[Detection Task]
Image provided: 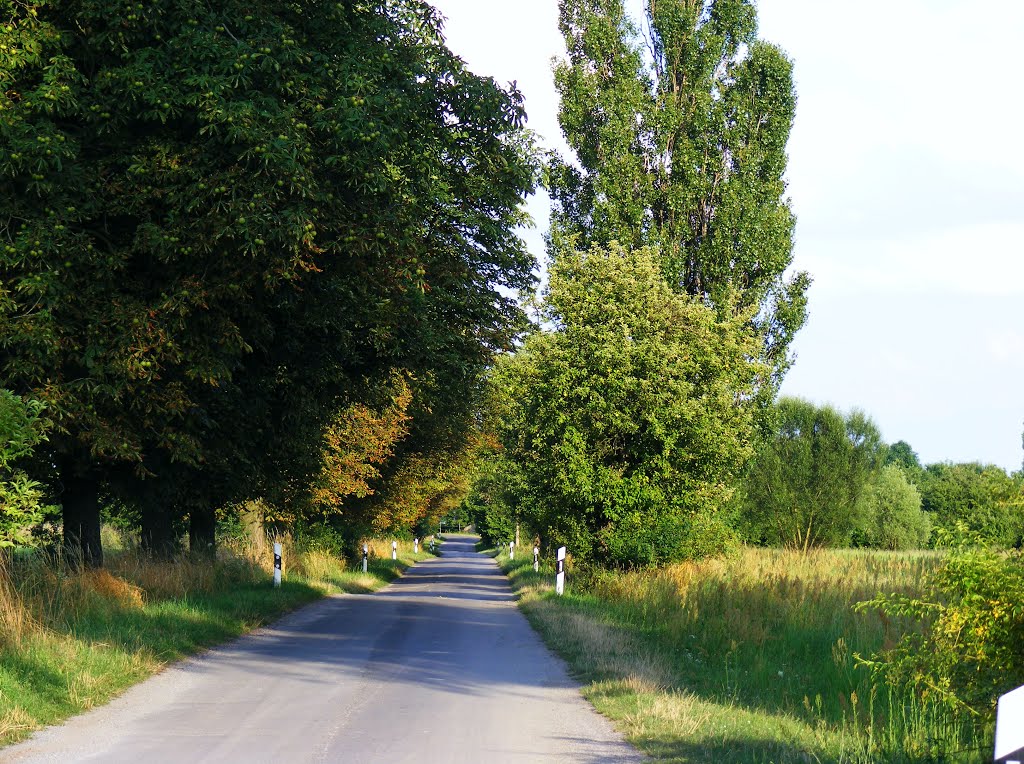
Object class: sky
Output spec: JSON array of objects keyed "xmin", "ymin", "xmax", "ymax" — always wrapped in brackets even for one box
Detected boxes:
[{"xmin": 428, "ymin": 0, "xmax": 1024, "ymax": 473}]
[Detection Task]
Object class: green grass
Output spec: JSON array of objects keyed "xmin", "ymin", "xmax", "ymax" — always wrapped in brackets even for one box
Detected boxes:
[
  {"xmin": 491, "ymin": 545, "xmax": 987, "ymax": 763},
  {"xmin": 0, "ymin": 535, "xmax": 436, "ymax": 746}
]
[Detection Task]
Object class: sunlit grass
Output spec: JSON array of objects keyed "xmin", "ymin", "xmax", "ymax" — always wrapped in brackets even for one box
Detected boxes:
[
  {"xmin": 0, "ymin": 529, "xmax": 435, "ymax": 748},
  {"xmin": 495, "ymin": 545, "xmax": 985, "ymax": 763}
]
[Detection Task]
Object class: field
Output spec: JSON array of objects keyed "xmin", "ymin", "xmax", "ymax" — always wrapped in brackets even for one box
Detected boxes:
[
  {"xmin": 0, "ymin": 531, "xmax": 432, "ymax": 747},
  {"xmin": 496, "ymin": 546, "xmax": 990, "ymax": 763}
]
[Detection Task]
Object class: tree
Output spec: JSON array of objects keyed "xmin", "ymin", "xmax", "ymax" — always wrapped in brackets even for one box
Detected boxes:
[
  {"xmin": 742, "ymin": 397, "xmax": 884, "ymax": 550},
  {"xmin": 918, "ymin": 463, "xmax": 1023, "ymax": 547},
  {"xmin": 497, "ymin": 243, "xmax": 765, "ymax": 567},
  {"xmin": 0, "ymin": 0, "xmax": 538, "ymax": 562},
  {"xmin": 309, "ymin": 373, "xmax": 413, "ymax": 515},
  {"xmin": 885, "ymin": 440, "xmax": 923, "ymax": 474},
  {"xmin": 855, "ymin": 464, "xmax": 930, "ymax": 550},
  {"xmin": 550, "ymin": 0, "xmax": 809, "ymax": 384}
]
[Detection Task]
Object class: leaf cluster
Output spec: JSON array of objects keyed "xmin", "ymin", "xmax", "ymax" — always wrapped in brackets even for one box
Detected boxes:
[
  {"xmin": 0, "ymin": 0, "xmax": 539, "ymax": 554},
  {"xmin": 0, "ymin": 388, "xmax": 51, "ymax": 547},
  {"xmin": 741, "ymin": 397, "xmax": 884, "ymax": 550},
  {"xmin": 857, "ymin": 528, "xmax": 1024, "ymax": 734},
  {"xmin": 496, "ymin": 242, "xmax": 765, "ymax": 567}
]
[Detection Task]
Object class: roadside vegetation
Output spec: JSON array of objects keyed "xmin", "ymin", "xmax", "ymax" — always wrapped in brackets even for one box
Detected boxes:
[
  {"xmin": 2, "ymin": 0, "xmax": 1021, "ymax": 759},
  {"xmin": 492, "ymin": 543, "xmax": 1012, "ymax": 763},
  {"xmin": 0, "ymin": 530, "xmax": 434, "ymax": 747}
]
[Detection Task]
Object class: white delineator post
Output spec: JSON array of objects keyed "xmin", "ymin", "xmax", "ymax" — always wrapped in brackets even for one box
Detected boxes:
[
  {"xmin": 392, "ymin": 540, "xmax": 398, "ymax": 560},
  {"xmin": 533, "ymin": 545, "xmax": 539, "ymax": 572},
  {"xmin": 509, "ymin": 540, "xmax": 514, "ymax": 560},
  {"xmin": 273, "ymin": 542, "xmax": 282, "ymax": 588},
  {"xmin": 995, "ymin": 684, "xmax": 1024, "ymax": 763},
  {"xmin": 362, "ymin": 543, "xmax": 368, "ymax": 573},
  {"xmin": 414, "ymin": 537, "xmax": 419, "ymax": 554},
  {"xmin": 555, "ymin": 546, "xmax": 566, "ymax": 596}
]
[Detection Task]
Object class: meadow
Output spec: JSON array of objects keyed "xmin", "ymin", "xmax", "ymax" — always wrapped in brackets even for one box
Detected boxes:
[
  {"xmin": 496, "ymin": 546, "xmax": 990, "ymax": 763},
  {"xmin": 0, "ymin": 531, "xmax": 431, "ymax": 747}
]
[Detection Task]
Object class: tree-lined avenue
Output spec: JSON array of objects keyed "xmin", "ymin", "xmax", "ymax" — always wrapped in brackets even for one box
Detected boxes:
[{"xmin": 3, "ymin": 537, "xmax": 640, "ymax": 763}]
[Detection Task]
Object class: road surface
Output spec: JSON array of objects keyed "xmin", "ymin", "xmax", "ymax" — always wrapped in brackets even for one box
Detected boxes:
[{"xmin": 3, "ymin": 535, "xmax": 641, "ymax": 763}]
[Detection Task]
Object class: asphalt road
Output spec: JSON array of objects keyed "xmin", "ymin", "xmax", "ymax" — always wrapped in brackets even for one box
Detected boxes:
[{"xmin": 3, "ymin": 535, "xmax": 641, "ymax": 763}]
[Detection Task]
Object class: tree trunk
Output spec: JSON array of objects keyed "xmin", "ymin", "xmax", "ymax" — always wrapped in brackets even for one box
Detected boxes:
[
  {"xmin": 141, "ymin": 499, "xmax": 176, "ymax": 560},
  {"xmin": 61, "ymin": 470, "xmax": 103, "ymax": 569},
  {"xmin": 189, "ymin": 503, "xmax": 217, "ymax": 559}
]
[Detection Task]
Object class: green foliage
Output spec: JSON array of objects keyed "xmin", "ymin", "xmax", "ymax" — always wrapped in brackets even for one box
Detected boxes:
[
  {"xmin": 0, "ymin": 390, "xmax": 51, "ymax": 547},
  {"xmin": 497, "ymin": 243, "xmax": 764, "ymax": 567},
  {"xmin": 462, "ymin": 450, "xmax": 520, "ymax": 547},
  {"xmin": 742, "ymin": 397, "xmax": 884, "ymax": 550},
  {"xmin": 0, "ymin": 0, "xmax": 538, "ymax": 558},
  {"xmin": 919, "ymin": 463, "xmax": 1023, "ymax": 548},
  {"xmin": 858, "ymin": 529, "xmax": 1024, "ymax": 739},
  {"xmin": 855, "ymin": 464, "xmax": 931, "ymax": 550},
  {"xmin": 885, "ymin": 440, "xmax": 923, "ymax": 474},
  {"xmin": 550, "ymin": 0, "xmax": 809, "ymax": 383}
]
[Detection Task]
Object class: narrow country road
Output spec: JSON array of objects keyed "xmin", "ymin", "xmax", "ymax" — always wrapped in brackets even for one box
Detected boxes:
[{"xmin": 3, "ymin": 535, "xmax": 642, "ymax": 763}]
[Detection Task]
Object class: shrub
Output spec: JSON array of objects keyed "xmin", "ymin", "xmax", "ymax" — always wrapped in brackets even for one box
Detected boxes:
[{"xmin": 857, "ymin": 528, "xmax": 1024, "ymax": 735}]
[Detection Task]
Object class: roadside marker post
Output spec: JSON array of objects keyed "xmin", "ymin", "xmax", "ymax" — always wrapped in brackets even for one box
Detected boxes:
[
  {"xmin": 555, "ymin": 546, "xmax": 566, "ymax": 596},
  {"xmin": 414, "ymin": 537, "xmax": 419, "ymax": 554},
  {"xmin": 273, "ymin": 542, "xmax": 282, "ymax": 588},
  {"xmin": 509, "ymin": 541, "xmax": 514, "ymax": 560},
  {"xmin": 392, "ymin": 540, "xmax": 397, "ymax": 561},
  {"xmin": 362, "ymin": 544, "xmax": 368, "ymax": 573},
  {"xmin": 533, "ymin": 546, "xmax": 539, "ymax": 572},
  {"xmin": 995, "ymin": 684, "xmax": 1024, "ymax": 763}
]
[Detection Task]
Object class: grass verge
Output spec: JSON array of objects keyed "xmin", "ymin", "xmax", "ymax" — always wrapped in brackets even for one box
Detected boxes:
[
  {"xmin": 0, "ymin": 533, "xmax": 436, "ymax": 747},
  {"xmin": 491, "ymin": 546, "xmax": 987, "ymax": 763}
]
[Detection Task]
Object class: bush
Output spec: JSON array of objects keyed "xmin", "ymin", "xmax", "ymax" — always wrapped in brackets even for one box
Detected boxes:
[{"xmin": 858, "ymin": 528, "xmax": 1024, "ymax": 736}]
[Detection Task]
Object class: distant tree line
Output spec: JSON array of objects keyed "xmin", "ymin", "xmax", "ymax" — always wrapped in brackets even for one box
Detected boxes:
[
  {"xmin": 737, "ymin": 403, "xmax": 1022, "ymax": 551},
  {"xmin": 0, "ymin": 0, "xmax": 538, "ymax": 563}
]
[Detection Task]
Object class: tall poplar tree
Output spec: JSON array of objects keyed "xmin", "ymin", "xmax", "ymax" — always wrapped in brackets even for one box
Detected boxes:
[{"xmin": 551, "ymin": 0, "xmax": 809, "ymax": 381}]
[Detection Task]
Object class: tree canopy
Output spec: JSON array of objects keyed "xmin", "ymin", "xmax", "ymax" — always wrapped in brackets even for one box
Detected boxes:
[
  {"xmin": 919, "ymin": 463, "xmax": 1023, "ymax": 548},
  {"xmin": 0, "ymin": 0, "xmax": 538, "ymax": 562},
  {"xmin": 495, "ymin": 243, "xmax": 765, "ymax": 567},
  {"xmin": 550, "ymin": 0, "xmax": 809, "ymax": 384},
  {"xmin": 741, "ymin": 397, "xmax": 884, "ymax": 550}
]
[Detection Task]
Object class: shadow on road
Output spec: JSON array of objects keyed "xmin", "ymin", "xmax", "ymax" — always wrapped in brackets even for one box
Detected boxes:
[{"xmin": 170, "ymin": 535, "xmax": 567, "ymax": 704}]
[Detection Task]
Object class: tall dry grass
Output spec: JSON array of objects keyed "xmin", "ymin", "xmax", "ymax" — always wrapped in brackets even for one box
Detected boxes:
[
  {"xmin": 1, "ymin": 528, "xmax": 310, "ymax": 645},
  {"xmin": 0, "ymin": 553, "xmax": 34, "ymax": 646},
  {"xmin": 507, "ymin": 545, "xmax": 982, "ymax": 761}
]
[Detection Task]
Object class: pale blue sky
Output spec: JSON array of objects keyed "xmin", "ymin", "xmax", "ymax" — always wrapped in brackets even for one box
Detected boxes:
[{"xmin": 430, "ymin": 0, "xmax": 1024, "ymax": 473}]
